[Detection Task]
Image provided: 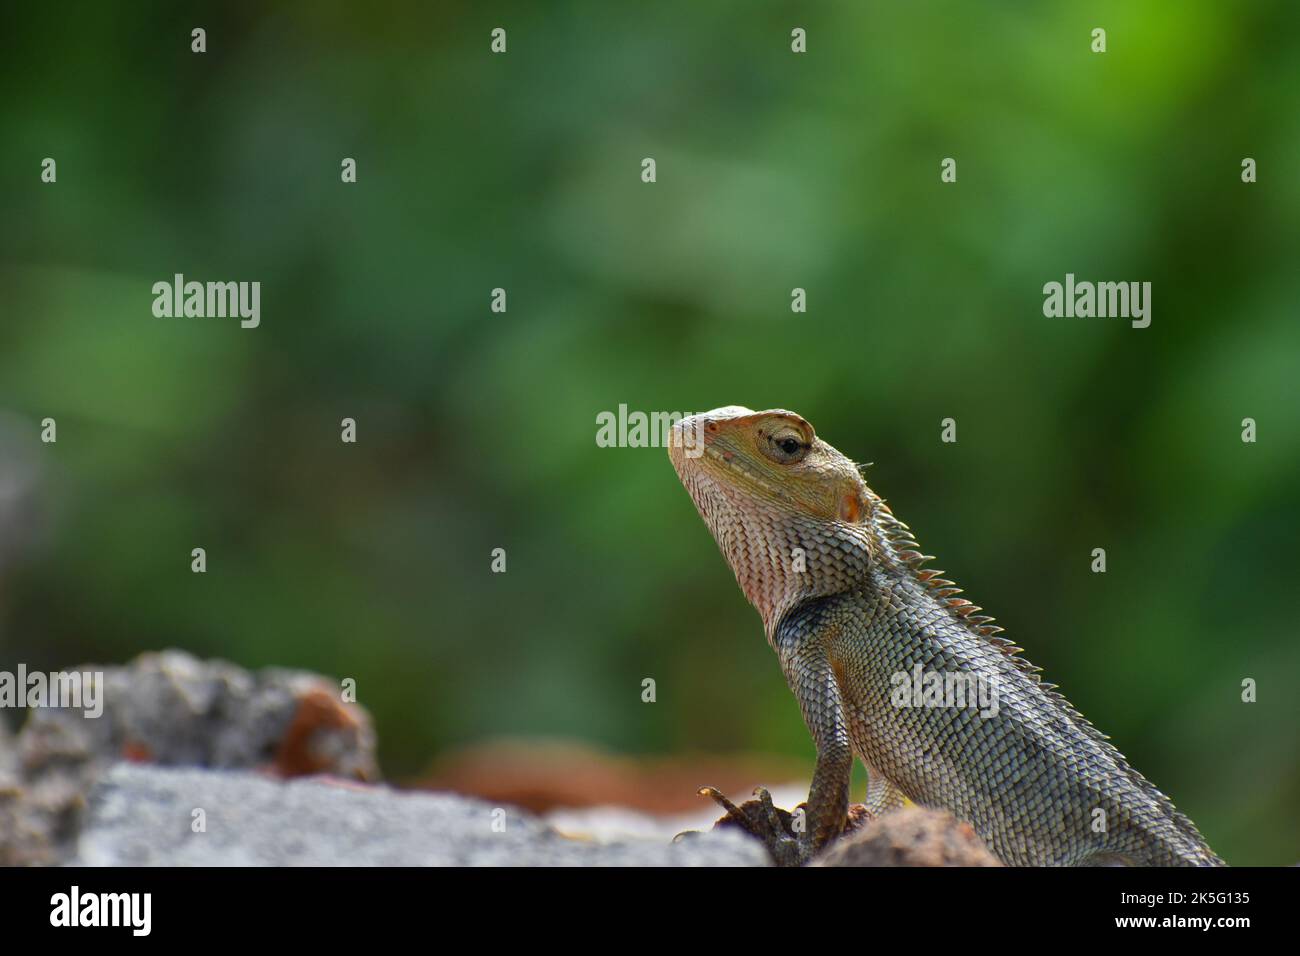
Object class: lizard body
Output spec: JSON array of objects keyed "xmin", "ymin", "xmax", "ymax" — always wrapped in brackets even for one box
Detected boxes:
[{"xmin": 668, "ymin": 405, "xmax": 1222, "ymax": 866}]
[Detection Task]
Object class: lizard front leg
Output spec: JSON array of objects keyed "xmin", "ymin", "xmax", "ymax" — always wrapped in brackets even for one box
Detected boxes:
[
  {"xmin": 786, "ymin": 638, "xmax": 854, "ymax": 855},
  {"xmin": 704, "ymin": 634, "xmax": 853, "ymax": 865}
]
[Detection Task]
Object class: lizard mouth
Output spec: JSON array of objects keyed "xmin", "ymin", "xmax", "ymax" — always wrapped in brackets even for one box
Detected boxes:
[
  {"xmin": 666, "ymin": 415, "xmax": 712, "ymax": 473},
  {"xmin": 670, "ymin": 424, "xmax": 790, "ymax": 512},
  {"xmin": 699, "ymin": 444, "xmax": 788, "ymax": 500}
]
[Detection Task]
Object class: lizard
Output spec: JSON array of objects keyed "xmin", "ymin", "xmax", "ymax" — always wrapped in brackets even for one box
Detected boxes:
[{"xmin": 667, "ymin": 405, "xmax": 1224, "ymax": 866}]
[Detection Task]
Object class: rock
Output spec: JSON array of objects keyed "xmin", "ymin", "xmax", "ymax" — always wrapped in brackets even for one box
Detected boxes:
[
  {"xmin": 69, "ymin": 764, "xmax": 770, "ymax": 867},
  {"xmin": 1, "ymin": 708, "xmax": 93, "ymax": 866},
  {"xmin": 17, "ymin": 649, "xmax": 377, "ymax": 780},
  {"xmin": 815, "ymin": 806, "xmax": 1002, "ymax": 867},
  {"xmin": 1, "ymin": 650, "xmax": 377, "ymax": 865}
]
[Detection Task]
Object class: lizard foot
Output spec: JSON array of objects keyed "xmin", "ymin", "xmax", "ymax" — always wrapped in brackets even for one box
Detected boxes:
[{"xmin": 699, "ymin": 785, "xmax": 812, "ymax": 866}]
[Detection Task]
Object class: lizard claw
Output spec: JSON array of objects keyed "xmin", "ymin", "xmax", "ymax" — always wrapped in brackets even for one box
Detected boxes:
[
  {"xmin": 698, "ymin": 785, "xmax": 745, "ymax": 819},
  {"xmin": 752, "ymin": 786, "xmax": 790, "ymax": 836},
  {"xmin": 670, "ymin": 787, "xmax": 746, "ymax": 846},
  {"xmin": 701, "ymin": 784, "xmax": 811, "ymax": 866}
]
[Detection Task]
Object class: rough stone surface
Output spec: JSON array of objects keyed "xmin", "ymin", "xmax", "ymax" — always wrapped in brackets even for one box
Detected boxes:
[
  {"xmin": 815, "ymin": 805, "xmax": 1002, "ymax": 867},
  {"xmin": 1, "ymin": 650, "xmax": 377, "ymax": 865},
  {"xmin": 17, "ymin": 649, "xmax": 377, "ymax": 779},
  {"xmin": 70, "ymin": 764, "xmax": 770, "ymax": 867},
  {"xmin": 1, "ymin": 708, "xmax": 93, "ymax": 866}
]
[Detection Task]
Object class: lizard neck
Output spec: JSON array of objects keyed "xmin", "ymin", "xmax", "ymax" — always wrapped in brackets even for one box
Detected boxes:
[{"xmin": 714, "ymin": 500, "xmax": 876, "ymax": 642}]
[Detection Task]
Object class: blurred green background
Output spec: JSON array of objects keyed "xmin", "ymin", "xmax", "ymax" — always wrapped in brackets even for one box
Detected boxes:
[{"xmin": 1, "ymin": 2, "xmax": 1296, "ymax": 864}]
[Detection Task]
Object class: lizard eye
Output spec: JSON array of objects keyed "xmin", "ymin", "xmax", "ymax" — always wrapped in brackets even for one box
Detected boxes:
[{"xmin": 760, "ymin": 427, "xmax": 809, "ymax": 464}]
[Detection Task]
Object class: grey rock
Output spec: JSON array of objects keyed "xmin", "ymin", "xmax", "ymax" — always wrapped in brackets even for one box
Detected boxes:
[
  {"xmin": 19, "ymin": 649, "xmax": 377, "ymax": 780},
  {"xmin": 814, "ymin": 806, "xmax": 1001, "ymax": 867},
  {"xmin": 70, "ymin": 764, "xmax": 770, "ymax": 867},
  {"xmin": 2, "ymin": 650, "xmax": 377, "ymax": 865}
]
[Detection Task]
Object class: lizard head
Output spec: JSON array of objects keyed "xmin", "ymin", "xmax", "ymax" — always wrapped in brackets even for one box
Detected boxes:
[{"xmin": 668, "ymin": 406, "xmax": 874, "ymax": 635}]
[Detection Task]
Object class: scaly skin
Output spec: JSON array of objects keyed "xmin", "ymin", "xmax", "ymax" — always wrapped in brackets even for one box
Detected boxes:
[{"xmin": 668, "ymin": 406, "xmax": 1223, "ymax": 866}]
